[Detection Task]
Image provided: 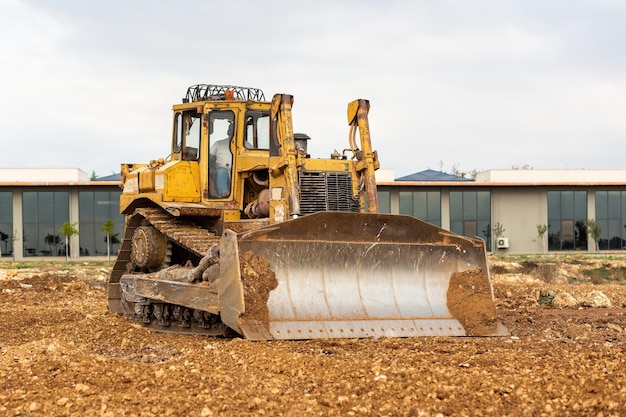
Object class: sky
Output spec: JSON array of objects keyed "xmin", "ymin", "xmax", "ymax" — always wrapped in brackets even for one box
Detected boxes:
[{"xmin": 1, "ymin": 0, "xmax": 625, "ymax": 179}]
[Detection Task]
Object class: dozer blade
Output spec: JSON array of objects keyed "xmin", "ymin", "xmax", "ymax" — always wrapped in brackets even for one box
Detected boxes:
[{"xmin": 222, "ymin": 211, "xmax": 509, "ymax": 340}]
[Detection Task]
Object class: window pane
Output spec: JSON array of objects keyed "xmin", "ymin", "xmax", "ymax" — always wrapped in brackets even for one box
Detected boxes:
[
  {"xmin": 209, "ymin": 110, "xmax": 235, "ymax": 198},
  {"xmin": 257, "ymin": 115, "xmax": 270, "ymax": 149},
  {"xmin": 560, "ymin": 191, "xmax": 574, "ymax": 218},
  {"xmin": 110, "ymin": 191, "xmax": 124, "ymax": 222},
  {"xmin": 82, "ymin": 223, "xmax": 95, "ymax": 256},
  {"xmin": 560, "ymin": 220, "xmax": 574, "ymax": 250},
  {"xmin": 0, "ymin": 192, "xmax": 12, "ymax": 222},
  {"xmin": 598, "ymin": 219, "xmax": 609, "ymax": 250},
  {"xmin": 608, "ymin": 191, "xmax": 620, "ymax": 218},
  {"xmin": 21, "ymin": 191, "xmax": 70, "ymax": 257},
  {"xmin": 0, "ymin": 192, "xmax": 12, "ymax": 256},
  {"xmin": 463, "ymin": 192, "xmax": 477, "ymax": 219},
  {"xmin": 547, "ymin": 191, "xmax": 559, "ymax": 219},
  {"xmin": 23, "ymin": 223, "xmax": 37, "ymax": 257},
  {"xmin": 595, "ymin": 191, "xmax": 607, "ymax": 220},
  {"xmin": 478, "ymin": 221, "xmax": 492, "ymax": 248},
  {"xmin": 184, "ymin": 112, "xmax": 201, "ymax": 161},
  {"xmin": 476, "ymin": 192, "xmax": 490, "ymax": 221},
  {"xmin": 39, "ymin": 192, "xmax": 54, "ymax": 223},
  {"xmin": 574, "ymin": 191, "xmax": 587, "ymax": 220},
  {"xmin": 377, "ymin": 191, "xmax": 390, "ymax": 214},
  {"xmin": 412, "ymin": 192, "xmax": 428, "ymax": 219},
  {"xmin": 23, "ymin": 192, "xmax": 37, "ymax": 223},
  {"xmin": 548, "ymin": 190, "xmax": 589, "ymax": 251},
  {"xmin": 464, "ymin": 220, "xmax": 477, "ymax": 237},
  {"xmin": 54, "ymin": 192, "xmax": 69, "ymax": 223},
  {"xmin": 450, "ymin": 220, "xmax": 463, "ymax": 236},
  {"xmin": 40, "ymin": 223, "xmax": 56, "ymax": 256},
  {"xmin": 79, "ymin": 192, "xmax": 95, "ymax": 222},
  {"xmin": 449, "ymin": 192, "xmax": 462, "ymax": 221},
  {"xmin": 608, "ymin": 219, "xmax": 622, "ymax": 249},
  {"xmin": 95, "ymin": 191, "xmax": 111, "ymax": 222},
  {"xmin": 427, "ymin": 192, "xmax": 441, "ymax": 222},
  {"xmin": 399, "ymin": 192, "xmax": 412, "ymax": 215},
  {"xmin": 79, "ymin": 190, "xmax": 124, "ymax": 257}
]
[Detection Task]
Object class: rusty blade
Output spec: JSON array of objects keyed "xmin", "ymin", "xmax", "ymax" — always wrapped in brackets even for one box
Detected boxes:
[{"xmin": 232, "ymin": 212, "xmax": 508, "ymax": 340}]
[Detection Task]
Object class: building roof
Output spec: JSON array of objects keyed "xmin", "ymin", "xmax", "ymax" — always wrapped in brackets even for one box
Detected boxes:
[
  {"xmin": 395, "ymin": 169, "xmax": 472, "ymax": 182},
  {"xmin": 475, "ymin": 169, "xmax": 626, "ymax": 184},
  {"xmin": 378, "ymin": 169, "xmax": 626, "ymax": 187},
  {"xmin": 95, "ymin": 173, "xmax": 121, "ymax": 181},
  {"xmin": 0, "ymin": 168, "xmax": 89, "ymax": 182},
  {"xmin": 0, "ymin": 168, "xmax": 119, "ymax": 187}
]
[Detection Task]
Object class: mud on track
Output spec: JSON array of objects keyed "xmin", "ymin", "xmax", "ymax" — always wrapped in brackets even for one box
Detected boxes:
[{"xmin": 0, "ymin": 259, "xmax": 625, "ymax": 416}]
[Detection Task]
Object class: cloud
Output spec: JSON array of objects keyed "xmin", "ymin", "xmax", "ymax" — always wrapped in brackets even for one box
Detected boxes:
[{"xmin": 1, "ymin": 0, "xmax": 625, "ymax": 177}]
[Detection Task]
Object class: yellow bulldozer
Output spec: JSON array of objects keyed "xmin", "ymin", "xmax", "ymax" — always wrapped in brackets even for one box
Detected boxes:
[{"xmin": 107, "ymin": 84, "xmax": 508, "ymax": 340}]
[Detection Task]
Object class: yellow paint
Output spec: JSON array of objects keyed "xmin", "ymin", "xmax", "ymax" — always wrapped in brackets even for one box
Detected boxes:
[
  {"xmin": 223, "ymin": 210, "xmax": 240, "ymax": 221},
  {"xmin": 163, "ymin": 161, "xmax": 201, "ymax": 202},
  {"xmin": 139, "ymin": 169, "xmax": 156, "ymax": 193},
  {"xmin": 302, "ymin": 158, "xmax": 351, "ymax": 173}
]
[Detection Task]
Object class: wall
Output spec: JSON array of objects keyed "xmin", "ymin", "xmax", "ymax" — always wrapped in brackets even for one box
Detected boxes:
[
  {"xmin": 491, "ymin": 187, "xmax": 548, "ymax": 254},
  {"xmin": 476, "ymin": 169, "xmax": 626, "ymax": 184},
  {"xmin": 0, "ymin": 168, "xmax": 89, "ymax": 182}
]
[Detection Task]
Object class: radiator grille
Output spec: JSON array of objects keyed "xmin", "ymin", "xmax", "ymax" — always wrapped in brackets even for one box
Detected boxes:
[{"xmin": 299, "ymin": 171, "xmax": 360, "ymax": 215}]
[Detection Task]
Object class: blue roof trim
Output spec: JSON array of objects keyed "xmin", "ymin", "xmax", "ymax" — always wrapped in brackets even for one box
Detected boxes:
[
  {"xmin": 396, "ymin": 169, "xmax": 472, "ymax": 182},
  {"xmin": 94, "ymin": 173, "xmax": 121, "ymax": 181}
]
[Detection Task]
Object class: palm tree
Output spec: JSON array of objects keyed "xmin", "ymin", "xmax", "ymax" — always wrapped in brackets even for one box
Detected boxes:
[
  {"xmin": 587, "ymin": 219, "xmax": 601, "ymax": 251},
  {"xmin": 59, "ymin": 222, "xmax": 79, "ymax": 262},
  {"xmin": 101, "ymin": 219, "xmax": 117, "ymax": 263}
]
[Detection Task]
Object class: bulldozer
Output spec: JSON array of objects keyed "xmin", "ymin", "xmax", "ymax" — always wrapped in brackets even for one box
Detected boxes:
[{"xmin": 107, "ymin": 84, "xmax": 508, "ymax": 340}]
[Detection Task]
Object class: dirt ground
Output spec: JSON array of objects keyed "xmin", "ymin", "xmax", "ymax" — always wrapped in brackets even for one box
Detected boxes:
[{"xmin": 1, "ymin": 256, "xmax": 625, "ymax": 417}]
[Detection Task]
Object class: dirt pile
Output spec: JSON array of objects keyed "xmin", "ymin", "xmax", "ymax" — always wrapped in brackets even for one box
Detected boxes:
[
  {"xmin": 1, "ymin": 258, "xmax": 625, "ymax": 416},
  {"xmin": 239, "ymin": 250, "xmax": 278, "ymax": 327},
  {"xmin": 447, "ymin": 268, "xmax": 498, "ymax": 336}
]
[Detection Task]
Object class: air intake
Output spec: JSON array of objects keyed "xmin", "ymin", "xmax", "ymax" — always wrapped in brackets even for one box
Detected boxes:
[{"xmin": 299, "ymin": 171, "xmax": 360, "ymax": 215}]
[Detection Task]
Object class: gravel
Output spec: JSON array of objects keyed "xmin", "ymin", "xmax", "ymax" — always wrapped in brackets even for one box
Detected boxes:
[{"xmin": 0, "ymin": 258, "xmax": 625, "ymax": 416}]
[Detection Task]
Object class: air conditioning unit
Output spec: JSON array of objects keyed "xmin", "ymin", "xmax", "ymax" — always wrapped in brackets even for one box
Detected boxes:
[{"xmin": 496, "ymin": 237, "xmax": 509, "ymax": 249}]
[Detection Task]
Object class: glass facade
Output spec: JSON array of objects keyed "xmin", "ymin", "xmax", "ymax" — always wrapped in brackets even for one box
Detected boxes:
[
  {"xmin": 595, "ymin": 191, "xmax": 626, "ymax": 250},
  {"xmin": 0, "ymin": 192, "xmax": 12, "ymax": 257},
  {"xmin": 377, "ymin": 191, "xmax": 391, "ymax": 214},
  {"xmin": 547, "ymin": 191, "xmax": 588, "ymax": 251},
  {"xmin": 450, "ymin": 191, "xmax": 491, "ymax": 250},
  {"xmin": 399, "ymin": 191, "xmax": 441, "ymax": 226},
  {"xmin": 22, "ymin": 191, "xmax": 69, "ymax": 257},
  {"xmin": 79, "ymin": 191, "xmax": 124, "ymax": 256}
]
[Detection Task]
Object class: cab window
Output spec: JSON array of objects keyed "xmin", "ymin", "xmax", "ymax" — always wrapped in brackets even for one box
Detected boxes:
[
  {"xmin": 172, "ymin": 110, "xmax": 201, "ymax": 161},
  {"xmin": 208, "ymin": 110, "xmax": 235, "ymax": 198},
  {"xmin": 244, "ymin": 111, "xmax": 270, "ymax": 150}
]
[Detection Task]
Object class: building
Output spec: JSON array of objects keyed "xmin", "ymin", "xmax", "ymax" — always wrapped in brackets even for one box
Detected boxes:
[
  {"xmin": 376, "ymin": 168, "xmax": 626, "ymax": 253},
  {"xmin": 2, "ymin": 167, "xmax": 625, "ymax": 259},
  {"xmin": 0, "ymin": 169, "xmax": 123, "ymax": 260}
]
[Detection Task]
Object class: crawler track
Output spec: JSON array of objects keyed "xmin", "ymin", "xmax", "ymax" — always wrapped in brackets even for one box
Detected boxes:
[
  {"xmin": 109, "ymin": 207, "xmax": 228, "ymax": 336},
  {"xmin": 110, "ymin": 208, "xmax": 219, "ymax": 283}
]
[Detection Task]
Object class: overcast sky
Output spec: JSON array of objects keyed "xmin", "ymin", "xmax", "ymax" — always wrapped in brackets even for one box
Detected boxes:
[{"xmin": 1, "ymin": 0, "xmax": 625, "ymax": 179}]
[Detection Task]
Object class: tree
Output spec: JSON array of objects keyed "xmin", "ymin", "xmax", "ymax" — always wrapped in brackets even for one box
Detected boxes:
[
  {"xmin": 492, "ymin": 222, "xmax": 505, "ymax": 239},
  {"xmin": 59, "ymin": 222, "xmax": 79, "ymax": 262},
  {"xmin": 0, "ymin": 230, "xmax": 8, "ymax": 256},
  {"xmin": 90, "ymin": 170, "xmax": 97, "ymax": 181},
  {"xmin": 101, "ymin": 219, "xmax": 117, "ymax": 263},
  {"xmin": 492, "ymin": 222, "xmax": 506, "ymax": 253},
  {"xmin": 587, "ymin": 219, "xmax": 601, "ymax": 251},
  {"xmin": 450, "ymin": 164, "xmax": 478, "ymax": 179},
  {"xmin": 44, "ymin": 233, "xmax": 61, "ymax": 255},
  {"xmin": 437, "ymin": 161, "xmax": 479, "ymax": 179},
  {"xmin": 511, "ymin": 164, "xmax": 533, "ymax": 170},
  {"xmin": 533, "ymin": 224, "xmax": 549, "ymax": 253}
]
